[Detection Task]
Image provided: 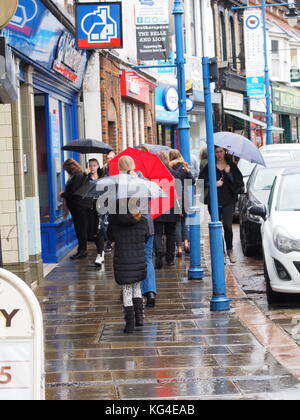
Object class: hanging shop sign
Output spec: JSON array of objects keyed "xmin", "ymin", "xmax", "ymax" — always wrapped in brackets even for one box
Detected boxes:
[
  {"xmin": 53, "ymin": 33, "xmax": 84, "ymax": 83},
  {"xmin": 135, "ymin": 0, "xmax": 170, "ymax": 61},
  {"xmin": 163, "ymin": 86, "xmax": 179, "ymax": 112},
  {"xmin": 0, "ymin": 37, "xmax": 17, "ymax": 104},
  {"xmin": 76, "ymin": 2, "xmax": 123, "ymax": 49},
  {"xmin": 244, "ymin": 10, "xmax": 265, "ymax": 98},
  {"xmin": 0, "ymin": 0, "xmax": 18, "ymax": 30},
  {"xmin": 291, "ymin": 68, "xmax": 300, "ymax": 83},
  {"xmin": 6, "ymin": 0, "xmax": 44, "ymax": 37},
  {"xmin": 120, "ymin": 70, "xmax": 153, "ymax": 104},
  {"xmin": 0, "ymin": 269, "xmax": 45, "ymax": 400}
]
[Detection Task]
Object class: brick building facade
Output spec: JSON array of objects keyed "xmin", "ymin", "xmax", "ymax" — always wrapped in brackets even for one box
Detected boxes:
[{"xmin": 100, "ymin": 52, "xmax": 157, "ymax": 153}]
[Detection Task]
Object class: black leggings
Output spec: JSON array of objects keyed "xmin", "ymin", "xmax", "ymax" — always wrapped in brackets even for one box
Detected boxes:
[{"xmin": 209, "ymin": 203, "xmax": 235, "ymax": 251}]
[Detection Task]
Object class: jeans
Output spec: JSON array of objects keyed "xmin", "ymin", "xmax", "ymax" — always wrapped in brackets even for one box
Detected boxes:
[{"xmin": 141, "ymin": 235, "xmax": 157, "ymax": 295}]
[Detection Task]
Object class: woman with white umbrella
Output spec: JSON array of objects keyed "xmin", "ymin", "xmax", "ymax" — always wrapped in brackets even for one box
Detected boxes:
[{"xmin": 199, "ymin": 146, "xmax": 244, "ymax": 263}]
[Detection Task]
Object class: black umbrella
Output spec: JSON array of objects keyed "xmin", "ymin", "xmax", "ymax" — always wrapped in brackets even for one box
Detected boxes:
[{"xmin": 62, "ymin": 139, "xmax": 113, "ymax": 154}]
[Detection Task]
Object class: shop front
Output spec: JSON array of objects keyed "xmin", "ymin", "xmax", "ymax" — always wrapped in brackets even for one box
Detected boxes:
[
  {"xmin": 120, "ymin": 69, "xmax": 157, "ymax": 149},
  {"xmin": 3, "ymin": 0, "xmax": 88, "ymax": 264},
  {"xmin": 272, "ymin": 83, "xmax": 300, "ymax": 143}
]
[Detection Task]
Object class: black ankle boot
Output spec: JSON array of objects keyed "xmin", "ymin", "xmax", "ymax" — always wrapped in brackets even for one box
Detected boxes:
[
  {"xmin": 133, "ymin": 298, "xmax": 144, "ymax": 327},
  {"xmin": 123, "ymin": 306, "xmax": 135, "ymax": 333},
  {"xmin": 146, "ymin": 292, "xmax": 156, "ymax": 308}
]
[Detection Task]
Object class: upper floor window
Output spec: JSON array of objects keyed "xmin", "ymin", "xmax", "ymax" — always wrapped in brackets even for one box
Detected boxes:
[
  {"xmin": 220, "ymin": 11, "xmax": 227, "ymax": 61},
  {"xmin": 189, "ymin": 0, "xmax": 197, "ymax": 56},
  {"xmin": 230, "ymin": 16, "xmax": 237, "ymax": 69},
  {"xmin": 52, "ymin": 0, "xmax": 75, "ymax": 18}
]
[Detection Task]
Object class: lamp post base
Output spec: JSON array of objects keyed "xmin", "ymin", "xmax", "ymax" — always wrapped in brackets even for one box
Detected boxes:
[
  {"xmin": 188, "ymin": 267, "xmax": 204, "ymax": 280},
  {"xmin": 210, "ymin": 295, "xmax": 231, "ymax": 311}
]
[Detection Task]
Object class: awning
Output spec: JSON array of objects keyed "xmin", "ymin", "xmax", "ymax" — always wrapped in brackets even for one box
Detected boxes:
[{"xmin": 225, "ymin": 110, "xmax": 284, "ymax": 133}]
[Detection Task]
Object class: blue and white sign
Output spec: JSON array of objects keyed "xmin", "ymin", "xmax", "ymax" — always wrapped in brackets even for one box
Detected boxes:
[
  {"xmin": 76, "ymin": 2, "xmax": 123, "ymax": 50},
  {"xmin": 244, "ymin": 10, "xmax": 265, "ymax": 98},
  {"xmin": 7, "ymin": 0, "xmax": 43, "ymax": 36}
]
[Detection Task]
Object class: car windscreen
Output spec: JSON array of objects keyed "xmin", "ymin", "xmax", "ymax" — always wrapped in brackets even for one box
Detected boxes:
[
  {"xmin": 253, "ymin": 168, "xmax": 279, "ymax": 191},
  {"xmin": 277, "ymin": 173, "xmax": 300, "ymax": 211}
]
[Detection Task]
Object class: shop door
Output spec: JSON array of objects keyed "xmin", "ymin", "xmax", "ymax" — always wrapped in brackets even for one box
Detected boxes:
[{"xmin": 34, "ymin": 94, "xmax": 50, "ymax": 224}]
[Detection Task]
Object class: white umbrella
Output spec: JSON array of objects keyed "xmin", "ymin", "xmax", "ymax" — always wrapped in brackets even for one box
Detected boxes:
[{"xmin": 211, "ymin": 132, "xmax": 266, "ymax": 167}]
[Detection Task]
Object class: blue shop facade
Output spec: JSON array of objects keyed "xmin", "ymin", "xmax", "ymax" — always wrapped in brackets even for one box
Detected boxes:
[{"xmin": 2, "ymin": 0, "xmax": 89, "ymax": 263}]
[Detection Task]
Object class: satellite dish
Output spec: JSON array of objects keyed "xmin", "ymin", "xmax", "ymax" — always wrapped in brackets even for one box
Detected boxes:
[{"xmin": 0, "ymin": 0, "xmax": 18, "ymax": 30}]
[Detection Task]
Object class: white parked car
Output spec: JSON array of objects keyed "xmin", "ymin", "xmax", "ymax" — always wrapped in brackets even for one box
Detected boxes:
[{"xmin": 249, "ymin": 167, "xmax": 300, "ymax": 304}]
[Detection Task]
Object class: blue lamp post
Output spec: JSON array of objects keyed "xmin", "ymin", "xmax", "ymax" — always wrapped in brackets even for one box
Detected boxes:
[
  {"xmin": 133, "ymin": 0, "xmax": 204, "ymax": 280},
  {"xmin": 202, "ymin": 57, "xmax": 230, "ymax": 312},
  {"xmin": 233, "ymin": 0, "xmax": 299, "ymax": 145},
  {"xmin": 173, "ymin": 0, "xmax": 204, "ymax": 280}
]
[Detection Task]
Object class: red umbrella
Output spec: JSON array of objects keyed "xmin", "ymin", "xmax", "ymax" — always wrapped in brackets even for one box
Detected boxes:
[{"xmin": 109, "ymin": 147, "xmax": 175, "ymax": 219}]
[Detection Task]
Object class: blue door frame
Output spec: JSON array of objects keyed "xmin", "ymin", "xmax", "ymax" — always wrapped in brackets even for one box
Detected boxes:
[{"xmin": 35, "ymin": 82, "xmax": 80, "ymax": 263}]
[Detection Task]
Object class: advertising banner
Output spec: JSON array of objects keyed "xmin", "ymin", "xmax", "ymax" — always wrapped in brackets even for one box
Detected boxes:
[
  {"xmin": 244, "ymin": 9, "xmax": 265, "ymax": 98},
  {"xmin": 135, "ymin": 0, "xmax": 170, "ymax": 61}
]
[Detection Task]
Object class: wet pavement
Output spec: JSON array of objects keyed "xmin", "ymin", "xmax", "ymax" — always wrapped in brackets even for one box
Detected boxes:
[{"xmin": 35, "ymin": 231, "xmax": 300, "ymax": 401}]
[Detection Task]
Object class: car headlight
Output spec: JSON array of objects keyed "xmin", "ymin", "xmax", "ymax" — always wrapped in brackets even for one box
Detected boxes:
[{"xmin": 274, "ymin": 229, "xmax": 300, "ymax": 254}]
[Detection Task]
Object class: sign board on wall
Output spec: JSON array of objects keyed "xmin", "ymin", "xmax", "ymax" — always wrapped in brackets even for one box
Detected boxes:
[
  {"xmin": 76, "ymin": 2, "xmax": 123, "ymax": 49},
  {"xmin": 244, "ymin": 10, "xmax": 265, "ymax": 98},
  {"xmin": 135, "ymin": 0, "xmax": 170, "ymax": 61},
  {"xmin": 0, "ymin": 269, "xmax": 44, "ymax": 400}
]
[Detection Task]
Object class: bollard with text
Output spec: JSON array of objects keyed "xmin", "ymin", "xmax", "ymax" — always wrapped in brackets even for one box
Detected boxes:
[
  {"xmin": 202, "ymin": 57, "xmax": 230, "ymax": 311},
  {"xmin": 0, "ymin": 269, "xmax": 45, "ymax": 400}
]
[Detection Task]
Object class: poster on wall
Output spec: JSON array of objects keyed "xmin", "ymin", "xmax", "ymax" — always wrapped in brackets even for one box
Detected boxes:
[
  {"xmin": 135, "ymin": 0, "xmax": 170, "ymax": 61},
  {"xmin": 244, "ymin": 9, "xmax": 265, "ymax": 98}
]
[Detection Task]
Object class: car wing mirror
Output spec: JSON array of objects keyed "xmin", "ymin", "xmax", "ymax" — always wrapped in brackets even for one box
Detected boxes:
[{"xmin": 248, "ymin": 205, "xmax": 267, "ymax": 220}]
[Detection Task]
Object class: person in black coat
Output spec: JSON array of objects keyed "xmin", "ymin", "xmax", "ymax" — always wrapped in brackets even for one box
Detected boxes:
[
  {"xmin": 61, "ymin": 159, "xmax": 89, "ymax": 260},
  {"xmin": 154, "ymin": 151, "xmax": 181, "ymax": 269},
  {"xmin": 169, "ymin": 149, "xmax": 195, "ymax": 256},
  {"xmin": 107, "ymin": 206, "xmax": 150, "ymax": 333},
  {"xmin": 199, "ymin": 146, "xmax": 244, "ymax": 263}
]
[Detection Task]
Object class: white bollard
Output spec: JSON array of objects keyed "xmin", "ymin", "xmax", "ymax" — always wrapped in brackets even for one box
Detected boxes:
[{"xmin": 0, "ymin": 268, "xmax": 45, "ymax": 400}]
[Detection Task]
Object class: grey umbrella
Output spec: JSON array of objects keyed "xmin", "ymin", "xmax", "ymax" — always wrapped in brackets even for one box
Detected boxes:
[
  {"xmin": 210, "ymin": 132, "xmax": 266, "ymax": 166},
  {"xmin": 75, "ymin": 174, "xmax": 166, "ymax": 201},
  {"xmin": 62, "ymin": 139, "xmax": 113, "ymax": 154},
  {"xmin": 135, "ymin": 144, "xmax": 172, "ymax": 153}
]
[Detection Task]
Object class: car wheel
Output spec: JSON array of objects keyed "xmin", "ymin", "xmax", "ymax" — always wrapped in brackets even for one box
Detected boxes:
[
  {"xmin": 240, "ymin": 223, "xmax": 256, "ymax": 257},
  {"xmin": 264, "ymin": 262, "xmax": 285, "ymax": 304}
]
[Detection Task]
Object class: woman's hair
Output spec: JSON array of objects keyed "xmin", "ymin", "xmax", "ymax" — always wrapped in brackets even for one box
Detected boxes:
[
  {"xmin": 169, "ymin": 149, "xmax": 183, "ymax": 162},
  {"xmin": 215, "ymin": 146, "xmax": 232, "ymax": 164},
  {"xmin": 136, "ymin": 144, "xmax": 150, "ymax": 153},
  {"xmin": 157, "ymin": 151, "xmax": 170, "ymax": 167},
  {"xmin": 118, "ymin": 155, "xmax": 136, "ymax": 172},
  {"xmin": 63, "ymin": 158, "xmax": 83, "ymax": 175}
]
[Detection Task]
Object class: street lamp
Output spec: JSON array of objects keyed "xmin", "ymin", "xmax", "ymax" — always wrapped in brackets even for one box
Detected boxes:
[
  {"xmin": 133, "ymin": 0, "xmax": 204, "ymax": 280},
  {"xmin": 233, "ymin": 1, "xmax": 299, "ymax": 145}
]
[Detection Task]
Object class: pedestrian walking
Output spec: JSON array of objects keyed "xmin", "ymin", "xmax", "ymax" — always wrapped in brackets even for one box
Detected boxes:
[
  {"xmin": 61, "ymin": 158, "xmax": 89, "ymax": 260},
  {"xmin": 154, "ymin": 151, "xmax": 181, "ymax": 269},
  {"xmin": 86, "ymin": 159, "xmax": 106, "ymax": 267},
  {"xmin": 199, "ymin": 146, "xmax": 244, "ymax": 263},
  {"xmin": 99, "ymin": 150, "xmax": 116, "ymax": 252},
  {"xmin": 118, "ymin": 155, "xmax": 157, "ymax": 308},
  {"xmin": 107, "ymin": 204, "xmax": 150, "ymax": 333},
  {"xmin": 169, "ymin": 149, "xmax": 195, "ymax": 257}
]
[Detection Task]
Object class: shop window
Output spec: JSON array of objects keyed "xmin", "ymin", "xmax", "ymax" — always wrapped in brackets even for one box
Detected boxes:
[{"xmin": 34, "ymin": 94, "xmax": 50, "ymax": 224}]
